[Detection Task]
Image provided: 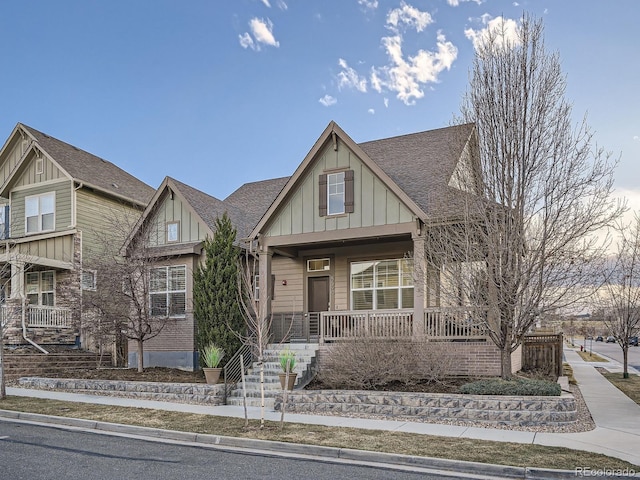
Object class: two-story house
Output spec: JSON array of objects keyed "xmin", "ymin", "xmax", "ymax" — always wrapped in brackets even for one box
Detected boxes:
[{"xmin": 0, "ymin": 123, "xmax": 155, "ymax": 354}]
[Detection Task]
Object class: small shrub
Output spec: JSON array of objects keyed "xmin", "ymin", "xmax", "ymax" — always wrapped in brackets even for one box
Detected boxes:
[
  {"xmin": 317, "ymin": 338, "xmax": 454, "ymax": 390},
  {"xmin": 460, "ymin": 377, "xmax": 561, "ymax": 396},
  {"xmin": 200, "ymin": 344, "xmax": 225, "ymax": 368},
  {"xmin": 279, "ymin": 349, "xmax": 296, "ymax": 372}
]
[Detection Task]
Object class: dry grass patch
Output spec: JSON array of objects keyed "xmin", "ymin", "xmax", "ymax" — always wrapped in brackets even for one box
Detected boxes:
[
  {"xmin": 577, "ymin": 351, "xmax": 608, "ymax": 362},
  {"xmin": 1, "ymin": 396, "xmax": 636, "ymax": 470},
  {"xmin": 601, "ymin": 372, "xmax": 640, "ymax": 405}
]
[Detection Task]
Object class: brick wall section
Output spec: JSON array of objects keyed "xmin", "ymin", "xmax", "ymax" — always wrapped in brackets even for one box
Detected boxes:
[
  {"xmin": 318, "ymin": 340, "xmax": 512, "ymax": 377},
  {"xmin": 275, "ymin": 390, "xmax": 577, "ymax": 427}
]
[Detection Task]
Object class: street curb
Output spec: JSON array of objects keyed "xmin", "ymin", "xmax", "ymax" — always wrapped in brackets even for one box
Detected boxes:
[{"xmin": 0, "ymin": 409, "xmax": 579, "ymax": 479}]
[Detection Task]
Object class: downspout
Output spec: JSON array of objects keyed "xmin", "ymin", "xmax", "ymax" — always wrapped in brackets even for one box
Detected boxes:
[{"xmin": 20, "ymin": 294, "xmax": 48, "ymax": 354}]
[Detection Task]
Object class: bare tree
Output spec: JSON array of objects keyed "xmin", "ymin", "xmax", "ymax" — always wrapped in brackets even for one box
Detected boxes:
[
  {"xmin": 595, "ymin": 211, "xmax": 640, "ymax": 378},
  {"xmin": 236, "ymin": 247, "xmax": 272, "ymax": 429},
  {"xmin": 426, "ymin": 15, "xmax": 623, "ymax": 378},
  {"xmin": 84, "ymin": 207, "xmax": 178, "ymax": 373}
]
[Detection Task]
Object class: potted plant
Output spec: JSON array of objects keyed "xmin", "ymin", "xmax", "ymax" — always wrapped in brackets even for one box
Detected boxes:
[
  {"xmin": 200, "ymin": 344, "xmax": 224, "ymax": 384},
  {"xmin": 278, "ymin": 349, "xmax": 297, "ymax": 390}
]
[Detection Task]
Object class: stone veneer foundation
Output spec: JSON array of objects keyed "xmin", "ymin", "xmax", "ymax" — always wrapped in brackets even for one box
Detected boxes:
[{"xmin": 275, "ymin": 390, "xmax": 577, "ymax": 427}]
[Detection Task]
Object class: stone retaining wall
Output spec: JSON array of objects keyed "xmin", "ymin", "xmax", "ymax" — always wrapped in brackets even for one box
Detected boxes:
[
  {"xmin": 275, "ymin": 390, "xmax": 577, "ymax": 427},
  {"xmin": 18, "ymin": 378, "xmax": 225, "ymax": 405}
]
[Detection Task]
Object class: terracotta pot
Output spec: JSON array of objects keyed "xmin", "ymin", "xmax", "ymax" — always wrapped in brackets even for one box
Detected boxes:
[
  {"xmin": 279, "ymin": 372, "xmax": 297, "ymax": 390},
  {"xmin": 203, "ymin": 367, "xmax": 222, "ymax": 384}
]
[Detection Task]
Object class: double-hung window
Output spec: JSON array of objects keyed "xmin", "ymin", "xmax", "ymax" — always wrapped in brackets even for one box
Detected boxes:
[
  {"xmin": 26, "ymin": 271, "xmax": 55, "ymax": 306},
  {"xmin": 150, "ymin": 265, "xmax": 186, "ymax": 317},
  {"xmin": 350, "ymin": 259, "xmax": 413, "ymax": 310},
  {"xmin": 25, "ymin": 192, "xmax": 55, "ymax": 234}
]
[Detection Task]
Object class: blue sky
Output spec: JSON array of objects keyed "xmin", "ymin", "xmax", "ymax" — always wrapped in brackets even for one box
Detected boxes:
[{"xmin": 1, "ymin": 0, "xmax": 638, "ymax": 207}]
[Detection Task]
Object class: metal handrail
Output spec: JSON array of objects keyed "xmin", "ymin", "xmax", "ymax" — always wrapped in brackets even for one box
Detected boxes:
[{"xmin": 223, "ymin": 340, "xmax": 255, "ymax": 405}]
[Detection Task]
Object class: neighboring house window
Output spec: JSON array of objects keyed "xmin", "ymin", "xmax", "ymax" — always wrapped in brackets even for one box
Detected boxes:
[
  {"xmin": 150, "ymin": 265, "xmax": 186, "ymax": 317},
  {"xmin": 350, "ymin": 259, "xmax": 413, "ymax": 310},
  {"xmin": 35, "ymin": 157, "xmax": 44, "ymax": 175},
  {"xmin": 0, "ymin": 205, "xmax": 8, "ymax": 240},
  {"xmin": 81, "ymin": 270, "xmax": 97, "ymax": 291},
  {"xmin": 166, "ymin": 221, "xmax": 179, "ymax": 243},
  {"xmin": 26, "ymin": 271, "xmax": 55, "ymax": 306},
  {"xmin": 307, "ymin": 258, "xmax": 330, "ymax": 272},
  {"xmin": 319, "ymin": 170, "xmax": 354, "ymax": 216},
  {"xmin": 25, "ymin": 192, "xmax": 55, "ymax": 234}
]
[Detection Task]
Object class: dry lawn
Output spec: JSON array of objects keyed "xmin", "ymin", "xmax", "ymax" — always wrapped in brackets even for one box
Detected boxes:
[
  {"xmin": 0, "ymin": 396, "xmax": 637, "ymax": 470},
  {"xmin": 576, "ymin": 351, "xmax": 608, "ymax": 362},
  {"xmin": 601, "ymin": 372, "xmax": 640, "ymax": 405}
]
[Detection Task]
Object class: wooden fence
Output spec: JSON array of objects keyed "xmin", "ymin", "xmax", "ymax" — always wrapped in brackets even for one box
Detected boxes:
[{"xmin": 522, "ymin": 333, "xmax": 564, "ymax": 377}]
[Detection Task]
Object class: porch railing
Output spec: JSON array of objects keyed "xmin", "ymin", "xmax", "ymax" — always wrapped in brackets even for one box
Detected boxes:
[
  {"xmin": 1, "ymin": 304, "xmax": 73, "ymax": 328},
  {"xmin": 423, "ymin": 307, "xmax": 487, "ymax": 340},
  {"xmin": 321, "ymin": 309, "xmax": 414, "ymax": 342},
  {"xmin": 270, "ymin": 307, "xmax": 488, "ymax": 343}
]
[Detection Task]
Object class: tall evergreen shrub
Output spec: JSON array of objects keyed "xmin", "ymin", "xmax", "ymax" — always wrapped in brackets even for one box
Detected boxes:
[{"xmin": 193, "ymin": 213, "xmax": 243, "ymax": 368}]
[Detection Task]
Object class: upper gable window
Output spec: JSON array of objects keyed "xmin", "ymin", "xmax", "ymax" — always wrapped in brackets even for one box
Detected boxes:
[
  {"xmin": 0, "ymin": 205, "xmax": 8, "ymax": 240},
  {"xmin": 35, "ymin": 157, "xmax": 44, "ymax": 175},
  {"xmin": 166, "ymin": 222, "xmax": 180, "ymax": 243},
  {"xmin": 319, "ymin": 170, "xmax": 354, "ymax": 217},
  {"xmin": 25, "ymin": 192, "xmax": 55, "ymax": 234}
]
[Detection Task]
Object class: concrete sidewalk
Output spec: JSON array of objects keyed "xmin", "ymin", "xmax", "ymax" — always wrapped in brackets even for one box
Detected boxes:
[{"xmin": 4, "ymin": 347, "xmax": 640, "ymax": 468}]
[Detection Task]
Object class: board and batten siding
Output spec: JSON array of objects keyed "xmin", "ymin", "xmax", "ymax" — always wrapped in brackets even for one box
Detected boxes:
[
  {"xmin": 10, "ymin": 180, "xmax": 73, "ymax": 237},
  {"xmin": 12, "ymin": 152, "xmax": 65, "ymax": 187},
  {"xmin": 0, "ymin": 136, "xmax": 30, "ymax": 187},
  {"xmin": 15, "ymin": 233, "xmax": 75, "ymax": 264},
  {"xmin": 147, "ymin": 193, "xmax": 207, "ymax": 247},
  {"xmin": 75, "ymin": 188, "xmax": 144, "ymax": 258},
  {"xmin": 265, "ymin": 139, "xmax": 414, "ymax": 238}
]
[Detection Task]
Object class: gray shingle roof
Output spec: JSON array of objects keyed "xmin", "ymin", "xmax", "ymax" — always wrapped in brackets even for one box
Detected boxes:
[
  {"xmin": 224, "ymin": 176, "xmax": 290, "ymax": 230},
  {"xmin": 358, "ymin": 123, "xmax": 475, "ymax": 219},
  {"xmin": 168, "ymin": 177, "xmax": 254, "ymax": 240},
  {"xmin": 21, "ymin": 124, "xmax": 155, "ymax": 206}
]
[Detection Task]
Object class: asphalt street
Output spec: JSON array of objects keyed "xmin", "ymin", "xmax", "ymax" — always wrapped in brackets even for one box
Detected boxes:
[
  {"xmin": 581, "ymin": 338, "xmax": 640, "ymax": 371},
  {"xmin": 0, "ymin": 421, "xmax": 473, "ymax": 480}
]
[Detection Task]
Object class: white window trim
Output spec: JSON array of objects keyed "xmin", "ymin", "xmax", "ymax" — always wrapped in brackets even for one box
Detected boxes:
[
  {"xmin": 149, "ymin": 265, "xmax": 187, "ymax": 318},
  {"xmin": 166, "ymin": 221, "xmax": 180, "ymax": 243},
  {"xmin": 81, "ymin": 270, "xmax": 97, "ymax": 291},
  {"xmin": 25, "ymin": 270, "xmax": 56, "ymax": 306},
  {"xmin": 25, "ymin": 191, "xmax": 55, "ymax": 234},
  {"xmin": 327, "ymin": 171, "xmax": 345, "ymax": 216},
  {"xmin": 35, "ymin": 157, "xmax": 44, "ymax": 175},
  {"xmin": 350, "ymin": 259, "xmax": 414, "ymax": 310}
]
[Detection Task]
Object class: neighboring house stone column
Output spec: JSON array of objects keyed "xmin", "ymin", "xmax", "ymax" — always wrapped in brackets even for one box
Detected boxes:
[{"xmin": 412, "ymin": 230, "xmax": 425, "ymax": 336}]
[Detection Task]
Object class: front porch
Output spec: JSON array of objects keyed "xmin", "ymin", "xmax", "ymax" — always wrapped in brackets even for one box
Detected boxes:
[
  {"xmin": 270, "ymin": 307, "xmax": 488, "ymax": 344},
  {"xmin": 2, "ymin": 303, "xmax": 75, "ymax": 345}
]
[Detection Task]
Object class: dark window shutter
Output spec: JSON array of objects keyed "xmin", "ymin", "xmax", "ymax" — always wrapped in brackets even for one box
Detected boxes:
[
  {"xmin": 2, "ymin": 205, "xmax": 9, "ymax": 239},
  {"xmin": 318, "ymin": 173, "xmax": 327, "ymax": 217},
  {"xmin": 344, "ymin": 170, "xmax": 354, "ymax": 213},
  {"xmin": 271, "ymin": 274, "xmax": 275, "ymax": 300}
]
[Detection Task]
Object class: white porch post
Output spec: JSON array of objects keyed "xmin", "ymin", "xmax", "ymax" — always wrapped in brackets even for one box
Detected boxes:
[
  {"xmin": 10, "ymin": 259, "xmax": 25, "ymax": 299},
  {"xmin": 412, "ymin": 231, "xmax": 425, "ymax": 336}
]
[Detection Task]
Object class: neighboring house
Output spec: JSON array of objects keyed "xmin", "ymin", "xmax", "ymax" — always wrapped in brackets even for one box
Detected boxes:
[
  {"xmin": 0, "ymin": 123, "xmax": 154, "ymax": 352},
  {"xmin": 120, "ymin": 176, "xmax": 288, "ymax": 369},
  {"xmin": 128, "ymin": 120, "xmax": 518, "ymax": 376}
]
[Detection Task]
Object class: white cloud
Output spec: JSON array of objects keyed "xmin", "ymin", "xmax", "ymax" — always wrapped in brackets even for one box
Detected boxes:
[
  {"xmin": 260, "ymin": 0, "xmax": 271, "ymax": 7},
  {"xmin": 464, "ymin": 15, "xmax": 520, "ymax": 52},
  {"xmin": 238, "ymin": 33, "xmax": 255, "ymax": 50},
  {"xmin": 368, "ymin": 108, "xmax": 375, "ymax": 114},
  {"xmin": 633, "ymin": 135, "xmax": 640, "ymax": 142},
  {"xmin": 337, "ymin": 58, "xmax": 368, "ymax": 92},
  {"xmin": 319, "ymin": 95, "xmax": 337, "ymax": 107},
  {"xmin": 358, "ymin": 0, "xmax": 378, "ymax": 10},
  {"xmin": 277, "ymin": 0, "xmax": 288, "ymax": 10},
  {"xmin": 386, "ymin": 2, "xmax": 433, "ymax": 33},
  {"xmin": 372, "ymin": 30, "xmax": 457, "ymax": 105},
  {"xmin": 383, "ymin": 98, "xmax": 389, "ymax": 108},
  {"xmin": 239, "ymin": 17, "xmax": 280, "ymax": 51},
  {"xmin": 447, "ymin": 0, "xmax": 484, "ymax": 6}
]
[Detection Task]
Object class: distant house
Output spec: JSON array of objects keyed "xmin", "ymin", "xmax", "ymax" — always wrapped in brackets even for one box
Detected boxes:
[
  {"xmin": 120, "ymin": 176, "xmax": 287, "ymax": 369},
  {"xmin": 0, "ymin": 123, "xmax": 154, "ymax": 353},
  {"xmin": 129, "ymin": 121, "xmax": 520, "ymax": 376}
]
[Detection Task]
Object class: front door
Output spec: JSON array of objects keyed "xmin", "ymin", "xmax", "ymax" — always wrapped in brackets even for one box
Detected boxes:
[{"xmin": 308, "ymin": 276, "xmax": 330, "ymax": 312}]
